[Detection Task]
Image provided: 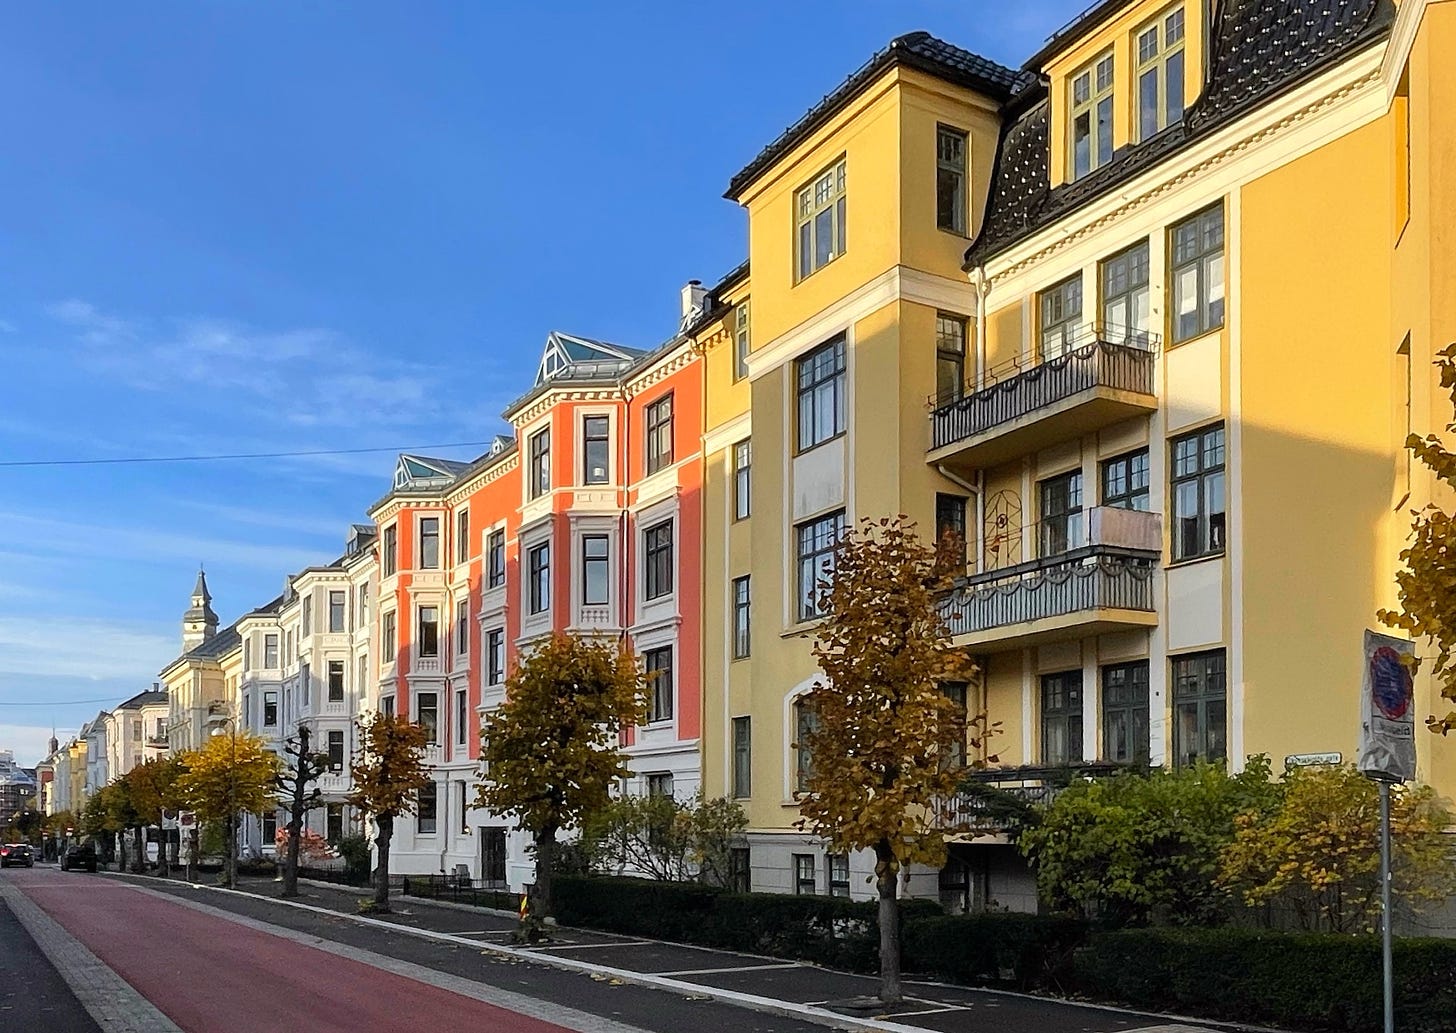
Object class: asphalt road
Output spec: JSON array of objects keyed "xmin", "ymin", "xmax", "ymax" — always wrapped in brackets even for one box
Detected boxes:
[{"xmin": 0, "ymin": 893, "xmax": 102, "ymax": 1032}]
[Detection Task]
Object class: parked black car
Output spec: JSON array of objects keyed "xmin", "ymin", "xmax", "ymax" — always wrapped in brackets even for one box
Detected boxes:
[
  {"xmin": 60, "ymin": 842, "xmax": 98, "ymax": 873},
  {"xmin": 0, "ymin": 843, "xmax": 34, "ymax": 868}
]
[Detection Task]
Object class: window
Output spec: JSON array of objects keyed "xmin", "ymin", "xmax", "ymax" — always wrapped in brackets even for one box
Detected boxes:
[
  {"xmin": 1071, "ymin": 52, "xmax": 1114, "ymax": 179},
  {"xmin": 1171, "ymin": 425, "xmax": 1226, "ymax": 561},
  {"xmin": 943, "ymin": 681, "xmax": 969, "ymax": 768},
  {"xmin": 1102, "ymin": 449, "xmax": 1151, "ymax": 511},
  {"xmin": 263, "ymin": 691, "xmax": 278, "ymax": 727},
  {"xmin": 262, "ymin": 811, "xmax": 278, "ymax": 845},
  {"xmin": 456, "ymin": 689, "xmax": 468, "ymax": 748},
  {"xmin": 458, "ymin": 780, "xmax": 469, "ymax": 833},
  {"xmin": 936, "ymin": 313, "xmax": 967, "ymax": 405},
  {"xmin": 1137, "ymin": 6, "xmax": 1186, "ymax": 141},
  {"xmin": 326, "ymin": 803, "xmax": 344, "ymax": 843},
  {"xmin": 796, "ymin": 336, "xmax": 846, "ymax": 451},
  {"xmin": 1040, "ymin": 471, "xmax": 1084, "ymax": 556},
  {"xmin": 1170, "ymin": 205, "xmax": 1225, "ymax": 342},
  {"xmin": 358, "ymin": 655, "xmax": 368, "ymax": 697},
  {"xmin": 734, "ymin": 301, "xmax": 750, "ymax": 381},
  {"xmin": 582, "ymin": 535, "xmax": 610, "ymax": 606},
  {"xmin": 730, "ymin": 847, "xmax": 751, "ymax": 893},
  {"xmin": 382, "ymin": 524, "xmax": 397, "ymax": 577},
  {"xmin": 1103, "ymin": 661, "xmax": 1150, "ymax": 765},
  {"xmin": 487, "ymin": 529, "xmax": 506, "ymax": 589},
  {"xmin": 381, "ymin": 695, "xmax": 395, "ymax": 719},
  {"xmin": 328, "ymin": 591, "xmax": 345, "ymax": 633},
  {"xmin": 644, "ymin": 521, "xmax": 674, "ymax": 600},
  {"xmin": 382, "ymin": 611, "xmax": 397, "ymax": 663},
  {"xmin": 1100, "ymin": 242, "xmax": 1150, "ymax": 344},
  {"xmin": 419, "ymin": 517, "xmax": 440, "ymax": 569},
  {"xmin": 1173, "ymin": 650, "xmax": 1226, "ymax": 767},
  {"xmin": 417, "ymin": 692, "xmax": 438, "ymax": 745},
  {"xmin": 793, "ymin": 853, "xmax": 817, "ymax": 895},
  {"xmin": 357, "ymin": 583, "xmax": 369, "ymax": 628},
  {"xmin": 646, "ymin": 772, "xmax": 674, "ymax": 798},
  {"xmin": 936, "ymin": 125, "xmax": 968, "ymax": 234},
  {"xmin": 456, "ymin": 509, "xmax": 470, "ymax": 565},
  {"xmin": 327, "ymin": 730, "xmax": 345, "ymax": 772},
  {"xmin": 301, "ymin": 596, "xmax": 312, "ymax": 636},
  {"xmin": 487, "ymin": 629, "xmax": 505, "ymax": 685},
  {"xmin": 243, "ymin": 640, "xmax": 252, "ymax": 672},
  {"xmin": 1039, "ymin": 275, "xmax": 1083, "ymax": 359},
  {"xmin": 264, "ymin": 634, "xmax": 279, "ymax": 669},
  {"xmin": 733, "ymin": 439, "xmax": 751, "ymax": 520},
  {"xmin": 796, "ymin": 510, "xmax": 845, "ymax": 621},
  {"xmin": 1042, "ymin": 671, "xmax": 1084, "ymax": 765},
  {"xmin": 732, "ymin": 576, "xmax": 751, "ymax": 659},
  {"xmin": 794, "ymin": 698, "xmax": 818, "ymax": 792},
  {"xmin": 327, "ymin": 660, "xmax": 344, "ymax": 703},
  {"xmin": 645, "ymin": 646, "xmax": 673, "ymax": 723},
  {"xmin": 418, "ymin": 606, "xmax": 439, "ymax": 658},
  {"xmin": 827, "ymin": 854, "xmax": 851, "ymax": 898},
  {"xmin": 936, "ymin": 494, "xmax": 968, "ymax": 570},
  {"xmin": 732, "ymin": 716, "xmax": 752, "ymax": 798},
  {"xmin": 796, "ymin": 158, "xmax": 846, "ymax": 280},
  {"xmin": 132, "ymin": 718, "xmax": 143, "ymax": 739},
  {"xmin": 456, "ymin": 599, "xmax": 470, "ymax": 657},
  {"xmin": 417, "ymin": 783, "xmax": 438, "ymax": 834},
  {"xmin": 300, "ymin": 662, "xmax": 311, "ymax": 707},
  {"xmin": 528, "ymin": 543, "xmax": 550, "ymax": 614},
  {"xmin": 583, "ymin": 415, "xmax": 610, "ymax": 485},
  {"xmin": 529, "ymin": 428, "xmax": 551, "ymax": 499},
  {"xmin": 645, "ymin": 394, "xmax": 674, "ymax": 475}
]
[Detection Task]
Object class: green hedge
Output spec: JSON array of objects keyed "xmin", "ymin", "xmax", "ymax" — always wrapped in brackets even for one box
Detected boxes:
[
  {"xmin": 1072, "ymin": 927, "xmax": 1456, "ymax": 1033},
  {"xmin": 554, "ymin": 875, "xmax": 941, "ymax": 972},
  {"xmin": 902, "ymin": 912, "xmax": 1088, "ymax": 990}
]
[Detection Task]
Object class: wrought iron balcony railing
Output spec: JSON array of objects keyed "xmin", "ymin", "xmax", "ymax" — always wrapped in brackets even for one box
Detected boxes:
[
  {"xmin": 930, "ymin": 327, "xmax": 1157, "ymax": 452},
  {"xmin": 947, "ymin": 763, "xmax": 1130, "ymax": 832}
]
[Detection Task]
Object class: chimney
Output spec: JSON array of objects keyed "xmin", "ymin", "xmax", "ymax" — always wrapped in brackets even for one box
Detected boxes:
[{"xmin": 680, "ymin": 279, "xmax": 708, "ymax": 325}]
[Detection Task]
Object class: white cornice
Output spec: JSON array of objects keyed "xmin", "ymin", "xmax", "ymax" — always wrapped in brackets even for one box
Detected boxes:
[
  {"xmin": 703, "ymin": 411, "xmax": 752, "ymax": 456},
  {"xmin": 1382, "ymin": 0, "xmax": 1430, "ymax": 104}
]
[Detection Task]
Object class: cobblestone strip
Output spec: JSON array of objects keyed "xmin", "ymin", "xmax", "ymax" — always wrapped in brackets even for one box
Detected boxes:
[
  {"xmin": 0, "ymin": 880, "xmax": 185, "ymax": 1033},
  {"xmin": 121, "ymin": 881, "xmax": 655, "ymax": 1033}
]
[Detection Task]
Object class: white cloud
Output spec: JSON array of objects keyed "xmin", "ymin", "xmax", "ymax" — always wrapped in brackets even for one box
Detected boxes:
[
  {"xmin": 0, "ymin": 616, "xmax": 175, "ymax": 681},
  {"xmin": 171, "ymin": 500, "xmax": 353, "ymax": 540},
  {"xmin": 1, "ymin": 723, "xmax": 69, "ymax": 767}
]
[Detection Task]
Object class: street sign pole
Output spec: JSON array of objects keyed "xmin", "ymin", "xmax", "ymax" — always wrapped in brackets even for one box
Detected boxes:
[{"xmin": 1379, "ymin": 777, "xmax": 1394, "ymax": 1033}]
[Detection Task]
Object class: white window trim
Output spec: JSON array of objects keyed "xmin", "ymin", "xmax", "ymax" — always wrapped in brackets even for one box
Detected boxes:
[
  {"xmin": 575, "ymin": 405, "xmax": 618, "ymax": 487},
  {"xmin": 634, "ymin": 495, "xmax": 681, "ymax": 623},
  {"xmin": 569, "ymin": 514, "xmax": 621, "ymax": 629}
]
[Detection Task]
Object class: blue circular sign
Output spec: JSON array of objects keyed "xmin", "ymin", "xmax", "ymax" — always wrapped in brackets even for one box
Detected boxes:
[{"xmin": 1370, "ymin": 645, "xmax": 1411, "ymax": 720}]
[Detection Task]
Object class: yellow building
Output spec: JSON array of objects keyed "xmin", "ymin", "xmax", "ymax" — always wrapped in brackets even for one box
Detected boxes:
[{"xmin": 700, "ymin": 0, "xmax": 1455, "ymax": 909}]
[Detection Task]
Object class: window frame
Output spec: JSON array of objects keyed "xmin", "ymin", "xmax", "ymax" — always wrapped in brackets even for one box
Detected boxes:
[
  {"xmin": 1099, "ymin": 241, "xmax": 1151, "ymax": 345},
  {"xmin": 733, "ymin": 301, "xmax": 750, "ymax": 381},
  {"xmin": 486, "ymin": 628, "xmax": 505, "ymax": 685},
  {"xmin": 264, "ymin": 634, "xmax": 279, "ymax": 670},
  {"xmin": 1070, "ymin": 50, "xmax": 1115, "ymax": 179},
  {"xmin": 1172, "ymin": 649, "xmax": 1227, "ymax": 767},
  {"xmin": 456, "ymin": 688, "xmax": 468, "ymax": 748},
  {"xmin": 645, "ymin": 393, "xmax": 674, "ymax": 475},
  {"xmin": 456, "ymin": 509, "xmax": 470, "ymax": 565},
  {"xmin": 419, "ymin": 516, "xmax": 440, "ymax": 570},
  {"xmin": 826, "ymin": 853, "xmax": 851, "ymax": 898},
  {"xmin": 455, "ymin": 598, "xmax": 470, "ymax": 657},
  {"xmin": 263, "ymin": 690, "xmax": 278, "ymax": 727},
  {"xmin": 581, "ymin": 533, "xmax": 610, "ymax": 607},
  {"xmin": 1041, "ymin": 670, "xmax": 1085, "ymax": 766},
  {"xmin": 328, "ymin": 590, "xmax": 345, "ymax": 633},
  {"xmin": 644, "ymin": 646, "xmax": 674, "ymax": 724},
  {"xmin": 643, "ymin": 520, "xmax": 674, "ymax": 601},
  {"xmin": 1101, "ymin": 448, "xmax": 1151, "ymax": 511},
  {"xmin": 796, "ymin": 510, "xmax": 845, "ymax": 622},
  {"xmin": 381, "ymin": 610, "xmax": 397, "ymax": 663},
  {"xmin": 487, "ymin": 529, "xmax": 506, "ymax": 589},
  {"xmin": 794, "ymin": 698, "xmax": 818, "ymax": 793},
  {"xmin": 327, "ymin": 730, "xmax": 345, "ymax": 772},
  {"xmin": 795, "ymin": 336, "xmax": 847, "ymax": 453},
  {"xmin": 1102, "ymin": 660, "xmax": 1151, "ymax": 765},
  {"xmin": 731, "ymin": 575, "xmax": 751, "ymax": 660},
  {"xmin": 1169, "ymin": 204, "xmax": 1225, "ymax": 344},
  {"xmin": 936, "ymin": 124, "xmax": 968, "ymax": 234},
  {"xmin": 327, "ymin": 660, "xmax": 345, "ymax": 703},
  {"xmin": 1136, "ymin": 5, "xmax": 1187, "ymax": 142},
  {"xmin": 528, "ymin": 542, "xmax": 551, "ymax": 614},
  {"xmin": 418, "ymin": 605, "xmax": 440, "ymax": 658},
  {"xmin": 733, "ymin": 439, "xmax": 751, "ymax": 520},
  {"xmin": 935, "ymin": 313, "xmax": 968, "ymax": 405},
  {"xmin": 1039, "ymin": 470, "xmax": 1085, "ymax": 557},
  {"xmin": 795, "ymin": 158, "xmax": 847, "ymax": 281},
  {"xmin": 935, "ymin": 493, "xmax": 968, "ymax": 570},
  {"xmin": 382, "ymin": 524, "xmax": 397, "ymax": 577},
  {"xmin": 731, "ymin": 715, "xmax": 752, "ymax": 798},
  {"xmin": 1170, "ymin": 424, "xmax": 1226, "ymax": 562},
  {"xmin": 583, "ymin": 414, "xmax": 611, "ymax": 485},
  {"xmin": 417, "ymin": 691, "xmax": 439, "ymax": 746},
  {"xmin": 793, "ymin": 852, "xmax": 817, "ymax": 895},
  {"xmin": 416, "ymin": 782, "xmax": 439, "ymax": 834},
  {"xmin": 528, "ymin": 427, "xmax": 551, "ymax": 500},
  {"xmin": 1038, "ymin": 274, "xmax": 1084, "ymax": 360}
]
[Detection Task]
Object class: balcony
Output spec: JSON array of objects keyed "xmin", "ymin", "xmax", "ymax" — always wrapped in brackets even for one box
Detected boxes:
[
  {"xmin": 929, "ymin": 329, "xmax": 1157, "ymax": 473},
  {"xmin": 940, "ymin": 507, "xmax": 1160, "ymax": 651},
  {"xmin": 144, "ymin": 735, "xmax": 168, "ymax": 749},
  {"xmin": 946, "ymin": 763, "xmax": 1128, "ymax": 835}
]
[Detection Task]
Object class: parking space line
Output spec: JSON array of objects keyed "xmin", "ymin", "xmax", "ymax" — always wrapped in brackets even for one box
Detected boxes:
[{"xmin": 658, "ymin": 961, "xmax": 801, "ymax": 977}]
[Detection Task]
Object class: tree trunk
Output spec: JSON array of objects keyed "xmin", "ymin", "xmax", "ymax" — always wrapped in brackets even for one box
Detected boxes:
[
  {"xmin": 373, "ymin": 813, "xmax": 393, "ymax": 908},
  {"xmin": 874, "ymin": 838, "xmax": 903, "ymax": 1005},
  {"xmin": 133, "ymin": 825, "xmax": 146, "ymax": 873},
  {"xmin": 159, "ymin": 822, "xmax": 171, "ymax": 877},
  {"xmin": 532, "ymin": 825, "xmax": 558, "ymax": 921},
  {"xmin": 282, "ymin": 726, "xmax": 312, "ymax": 898},
  {"xmin": 116, "ymin": 831, "xmax": 127, "ymax": 872}
]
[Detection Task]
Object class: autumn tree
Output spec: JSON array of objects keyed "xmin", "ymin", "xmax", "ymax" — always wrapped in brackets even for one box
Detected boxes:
[
  {"xmin": 1381, "ymin": 342, "xmax": 1456, "ymax": 733},
  {"xmin": 126, "ymin": 756, "xmax": 185, "ymax": 875},
  {"xmin": 478, "ymin": 632, "xmax": 647, "ymax": 924},
  {"xmin": 795, "ymin": 515, "xmax": 985, "ymax": 1005},
  {"xmin": 176, "ymin": 731, "xmax": 281, "ymax": 889},
  {"xmin": 276, "ymin": 723, "xmax": 331, "ymax": 898},
  {"xmin": 14, "ymin": 808, "xmax": 42, "ymax": 845},
  {"xmin": 83, "ymin": 782, "xmax": 135, "ymax": 867},
  {"xmin": 347, "ymin": 712, "xmax": 431, "ymax": 912},
  {"xmin": 590, "ymin": 792, "xmax": 747, "ymax": 884},
  {"xmin": 1219, "ymin": 764, "xmax": 1454, "ymax": 932}
]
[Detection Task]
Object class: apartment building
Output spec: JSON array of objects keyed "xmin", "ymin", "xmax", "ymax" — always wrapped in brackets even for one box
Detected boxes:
[{"xmin": 698, "ymin": 0, "xmax": 1456, "ymax": 910}]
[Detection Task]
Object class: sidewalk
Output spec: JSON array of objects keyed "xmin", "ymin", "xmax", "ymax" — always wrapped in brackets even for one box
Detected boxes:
[{"xmin": 113, "ymin": 871, "xmax": 1256, "ymax": 1033}]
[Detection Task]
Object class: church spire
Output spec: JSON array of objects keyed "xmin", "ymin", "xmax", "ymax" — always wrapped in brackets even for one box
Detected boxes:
[{"xmin": 182, "ymin": 566, "xmax": 218, "ymax": 652}]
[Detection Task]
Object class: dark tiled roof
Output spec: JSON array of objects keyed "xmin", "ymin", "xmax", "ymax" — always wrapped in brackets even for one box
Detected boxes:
[
  {"xmin": 245, "ymin": 593, "xmax": 286, "ymax": 618},
  {"xmin": 727, "ymin": 32, "xmax": 1030, "ymax": 201},
  {"xmin": 965, "ymin": 0, "xmax": 1394, "ymax": 267},
  {"xmin": 683, "ymin": 260, "xmax": 751, "ymax": 338},
  {"xmin": 115, "ymin": 689, "xmax": 167, "ymax": 710}
]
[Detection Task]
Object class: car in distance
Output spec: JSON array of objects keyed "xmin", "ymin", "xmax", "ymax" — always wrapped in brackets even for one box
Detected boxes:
[
  {"xmin": 0, "ymin": 843, "xmax": 34, "ymax": 868},
  {"xmin": 60, "ymin": 842, "xmax": 98, "ymax": 873}
]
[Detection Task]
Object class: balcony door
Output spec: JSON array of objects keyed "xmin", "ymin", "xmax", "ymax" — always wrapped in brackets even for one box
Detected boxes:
[{"xmin": 1040, "ymin": 471, "xmax": 1084, "ymax": 558}]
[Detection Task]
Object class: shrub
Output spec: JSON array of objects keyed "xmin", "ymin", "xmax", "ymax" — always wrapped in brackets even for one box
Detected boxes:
[
  {"xmin": 1072, "ymin": 926, "xmax": 1456, "ymax": 1033},
  {"xmin": 333, "ymin": 834, "xmax": 372, "ymax": 883},
  {"xmin": 902, "ymin": 912, "xmax": 1089, "ymax": 990}
]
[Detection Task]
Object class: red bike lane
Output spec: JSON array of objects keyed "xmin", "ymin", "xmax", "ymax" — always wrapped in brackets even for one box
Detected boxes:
[{"xmin": 10, "ymin": 868, "xmax": 573, "ymax": 1033}]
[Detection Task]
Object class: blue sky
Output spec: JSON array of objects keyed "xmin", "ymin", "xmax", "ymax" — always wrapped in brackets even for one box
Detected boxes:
[{"xmin": 0, "ymin": 0, "xmax": 1084, "ymax": 764}]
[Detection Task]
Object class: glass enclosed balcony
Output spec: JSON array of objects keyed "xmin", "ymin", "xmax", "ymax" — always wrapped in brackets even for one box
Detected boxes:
[{"xmin": 929, "ymin": 327, "xmax": 1158, "ymax": 473}]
